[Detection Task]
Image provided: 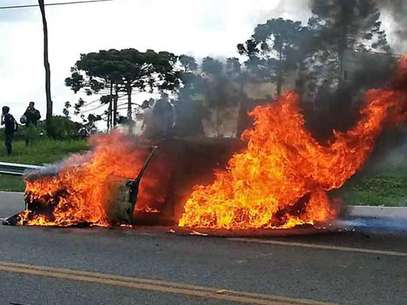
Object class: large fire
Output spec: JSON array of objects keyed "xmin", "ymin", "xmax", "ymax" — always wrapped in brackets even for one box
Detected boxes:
[
  {"xmin": 178, "ymin": 57, "xmax": 407, "ymax": 230},
  {"xmin": 15, "ymin": 56, "xmax": 407, "ymax": 230},
  {"xmin": 19, "ymin": 133, "xmax": 155, "ymax": 226}
]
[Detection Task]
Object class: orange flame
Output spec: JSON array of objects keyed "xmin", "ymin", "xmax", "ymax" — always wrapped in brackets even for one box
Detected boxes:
[
  {"xmin": 18, "ymin": 56, "xmax": 407, "ymax": 229},
  {"xmin": 20, "ymin": 133, "xmax": 150, "ymax": 226},
  {"xmin": 179, "ymin": 58, "xmax": 407, "ymax": 229}
]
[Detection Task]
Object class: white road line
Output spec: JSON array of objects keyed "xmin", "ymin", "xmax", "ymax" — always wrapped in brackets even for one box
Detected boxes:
[{"xmin": 228, "ymin": 238, "xmax": 407, "ymax": 257}]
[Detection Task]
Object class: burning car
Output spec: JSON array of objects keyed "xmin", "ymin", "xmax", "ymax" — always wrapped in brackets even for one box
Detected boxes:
[{"xmin": 4, "ymin": 56, "xmax": 407, "ymax": 234}]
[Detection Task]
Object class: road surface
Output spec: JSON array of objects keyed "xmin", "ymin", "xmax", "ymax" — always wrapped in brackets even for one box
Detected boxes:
[{"xmin": 0, "ymin": 192, "xmax": 406, "ymax": 305}]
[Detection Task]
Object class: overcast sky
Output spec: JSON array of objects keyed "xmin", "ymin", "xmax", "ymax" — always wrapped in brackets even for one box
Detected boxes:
[{"xmin": 0, "ymin": 0, "xmax": 402, "ymax": 121}]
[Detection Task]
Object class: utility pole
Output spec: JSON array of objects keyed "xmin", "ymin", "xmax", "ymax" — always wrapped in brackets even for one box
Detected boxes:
[
  {"xmin": 38, "ymin": 0, "xmax": 53, "ymax": 135},
  {"xmin": 0, "ymin": 0, "xmax": 113, "ymax": 134},
  {"xmin": 108, "ymin": 81, "xmax": 113, "ymax": 131}
]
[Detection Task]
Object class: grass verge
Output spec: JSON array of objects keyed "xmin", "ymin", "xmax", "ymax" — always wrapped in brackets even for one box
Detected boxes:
[
  {"xmin": 337, "ymin": 166, "xmax": 407, "ymax": 207},
  {"xmin": 0, "ymin": 138, "xmax": 88, "ymax": 192},
  {"xmin": 0, "ymin": 138, "xmax": 88, "ymax": 164},
  {"xmin": 0, "ymin": 174, "xmax": 25, "ymax": 192}
]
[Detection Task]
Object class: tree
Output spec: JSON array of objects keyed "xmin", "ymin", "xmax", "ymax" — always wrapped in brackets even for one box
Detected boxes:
[
  {"xmin": 149, "ymin": 50, "xmax": 181, "ymax": 92},
  {"xmin": 309, "ymin": 0, "xmax": 391, "ymax": 81},
  {"xmin": 38, "ymin": 0, "xmax": 53, "ymax": 134},
  {"xmin": 200, "ymin": 57, "xmax": 230, "ymax": 137},
  {"xmin": 66, "ymin": 49, "xmax": 181, "ymax": 131},
  {"xmin": 201, "ymin": 57, "xmax": 223, "ymax": 75},
  {"xmin": 115, "ymin": 49, "xmax": 152, "ymax": 122},
  {"xmin": 63, "ymin": 101, "xmax": 71, "ymax": 118},
  {"xmin": 225, "ymin": 57, "xmax": 252, "ymax": 136},
  {"xmin": 225, "ymin": 57, "xmax": 241, "ymax": 78},
  {"xmin": 179, "ymin": 55, "xmax": 198, "ymax": 72},
  {"xmin": 238, "ymin": 18, "xmax": 310, "ymax": 96},
  {"xmin": 171, "ymin": 55, "xmax": 205, "ymax": 137},
  {"xmin": 177, "ymin": 54, "xmax": 201, "ymax": 98},
  {"xmin": 66, "ymin": 50, "xmax": 122, "ymax": 129},
  {"xmin": 303, "ymin": 0, "xmax": 393, "ymax": 136}
]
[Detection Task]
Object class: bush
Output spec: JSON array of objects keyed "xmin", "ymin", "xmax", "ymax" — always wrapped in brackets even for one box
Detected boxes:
[
  {"xmin": 1, "ymin": 117, "xmax": 87, "ymax": 141},
  {"xmin": 46, "ymin": 116, "xmax": 84, "ymax": 140}
]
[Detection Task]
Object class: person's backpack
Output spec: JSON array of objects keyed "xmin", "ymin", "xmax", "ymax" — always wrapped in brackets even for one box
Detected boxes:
[
  {"xmin": 35, "ymin": 109, "xmax": 41, "ymax": 121},
  {"xmin": 12, "ymin": 116, "xmax": 18, "ymax": 132},
  {"xmin": 20, "ymin": 115, "xmax": 27, "ymax": 124}
]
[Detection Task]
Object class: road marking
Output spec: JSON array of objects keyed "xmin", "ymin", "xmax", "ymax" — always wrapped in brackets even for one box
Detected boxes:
[
  {"xmin": 228, "ymin": 238, "xmax": 407, "ymax": 257},
  {"xmin": 0, "ymin": 261, "xmax": 342, "ymax": 305}
]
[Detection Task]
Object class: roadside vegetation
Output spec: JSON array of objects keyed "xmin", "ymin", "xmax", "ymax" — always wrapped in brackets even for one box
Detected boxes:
[
  {"xmin": 339, "ymin": 166, "xmax": 407, "ymax": 207},
  {"xmin": 0, "ymin": 138, "xmax": 88, "ymax": 192}
]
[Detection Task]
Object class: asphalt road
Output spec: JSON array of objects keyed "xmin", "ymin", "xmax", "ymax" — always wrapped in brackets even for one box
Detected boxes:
[{"xmin": 0, "ymin": 192, "xmax": 406, "ymax": 305}]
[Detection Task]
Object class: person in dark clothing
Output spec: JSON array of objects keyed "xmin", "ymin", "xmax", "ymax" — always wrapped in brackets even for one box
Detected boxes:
[
  {"xmin": 151, "ymin": 94, "xmax": 175, "ymax": 138},
  {"xmin": 23, "ymin": 101, "xmax": 41, "ymax": 146},
  {"xmin": 142, "ymin": 95, "xmax": 175, "ymax": 139},
  {"xmin": 1, "ymin": 106, "xmax": 17, "ymax": 155},
  {"xmin": 24, "ymin": 101, "xmax": 41, "ymax": 126}
]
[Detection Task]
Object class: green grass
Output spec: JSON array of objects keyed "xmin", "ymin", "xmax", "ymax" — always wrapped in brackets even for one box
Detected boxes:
[
  {"xmin": 338, "ymin": 166, "xmax": 407, "ymax": 207},
  {"xmin": 0, "ymin": 138, "xmax": 88, "ymax": 192},
  {"xmin": 0, "ymin": 174, "xmax": 25, "ymax": 192},
  {"xmin": 0, "ymin": 138, "xmax": 88, "ymax": 165}
]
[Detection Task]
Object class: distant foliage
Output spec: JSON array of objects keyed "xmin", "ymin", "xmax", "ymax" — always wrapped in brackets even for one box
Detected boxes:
[
  {"xmin": 306, "ymin": 0, "xmax": 392, "ymax": 89},
  {"xmin": 65, "ymin": 48, "xmax": 181, "ymax": 129},
  {"xmin": 47, "ymin": 116, "xmax": 84, "ymax": 140},
  {"xmin": 238, "ymin": 18, "xmax": 311, "ymax": 96}
]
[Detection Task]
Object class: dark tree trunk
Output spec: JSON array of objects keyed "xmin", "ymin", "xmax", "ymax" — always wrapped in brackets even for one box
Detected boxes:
[
  {"xmin": 108, "ymin": 81, "xmax": 113, "ymax": 131},
  {"xmin": 113, "ymin": 84, "xmax": 119, "ymax": 127},
  {"xmin": 126, "ymin": 85, "xmax": 134, "ymax": 135},
  {"xmin": 127, "ymin": 85, "xmax": 132, "ymax": 120},
  {"xmin": 38, "ymin": 0, "xmax": 53, "ymax": 134}
]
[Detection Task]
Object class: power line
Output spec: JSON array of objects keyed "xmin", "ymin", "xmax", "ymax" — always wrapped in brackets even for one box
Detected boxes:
[
  {"xmin": 81, "ymin": 100, "xmax": 141, "ymax": 114},
  {"xmin": 80, "ymin": 94, "xmax": 127, "ymax": 113},
  {"xmin": 81, "ymin": 95, "xmax": 106, "ymax": 107},
  {"xmin": 80, "ymin": 102, "xmax": 107, "ymax": 114},
  {"xmin": 0, "ymin": 0, "xmax": 113, "ymax": 10},
  {"xmin": 80, "ymin": 92, "xmax": 144, "ymax": 109}
]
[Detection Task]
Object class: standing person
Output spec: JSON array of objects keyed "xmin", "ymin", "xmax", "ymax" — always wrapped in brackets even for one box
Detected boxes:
[
  {"xmin": 141, "ymin": 95, "xmax": 175, "ymax": 139},
  {"xmin": 140, "ymin": 99, "xmax": 153, "ymax": 136},
  {"xmin": 23, "ymin": 101, "xmax": 41, "ymax": 146},
  {"xmin": 151, "ymin": 93, "xmax": 175, "ymax": 138},
  {"xmin": 1, "ymin": 106, "xmax": 17, "ymax": 156}
]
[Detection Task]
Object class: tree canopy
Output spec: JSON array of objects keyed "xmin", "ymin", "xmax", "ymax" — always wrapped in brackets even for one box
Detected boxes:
[
  {"xmin": 308, "ymin": 0, "xmax": 391, "ymax": 85},
  {"xmin": 65, "ymin": 48, "xmax": 180, "ymax": 129},
  {"xmin": 238, "ymin": 18, "xmax": 311, "ymax": 96},
  {"xmin": 62, "ymin": 2, "xmax": 396, "ymax": 138}
]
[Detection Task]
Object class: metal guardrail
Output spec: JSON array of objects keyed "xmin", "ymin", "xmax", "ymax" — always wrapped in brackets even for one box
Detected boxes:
[{"xmin": 0, "ymin": 162, "xmax": 43, "ymax": 176}]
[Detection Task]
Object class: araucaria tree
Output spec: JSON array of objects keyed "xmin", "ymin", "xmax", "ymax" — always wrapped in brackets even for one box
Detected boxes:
[
  {"xmin": 65, "ymin": 48, "xmax": 179, "ymax": 130},
  {"xmin": 309, "ymin": 0, "xmax": 391, "ymax": 84},
  {"xmin": 238, "ymin": 18, "xmax": 310, "ymax": 96}
]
